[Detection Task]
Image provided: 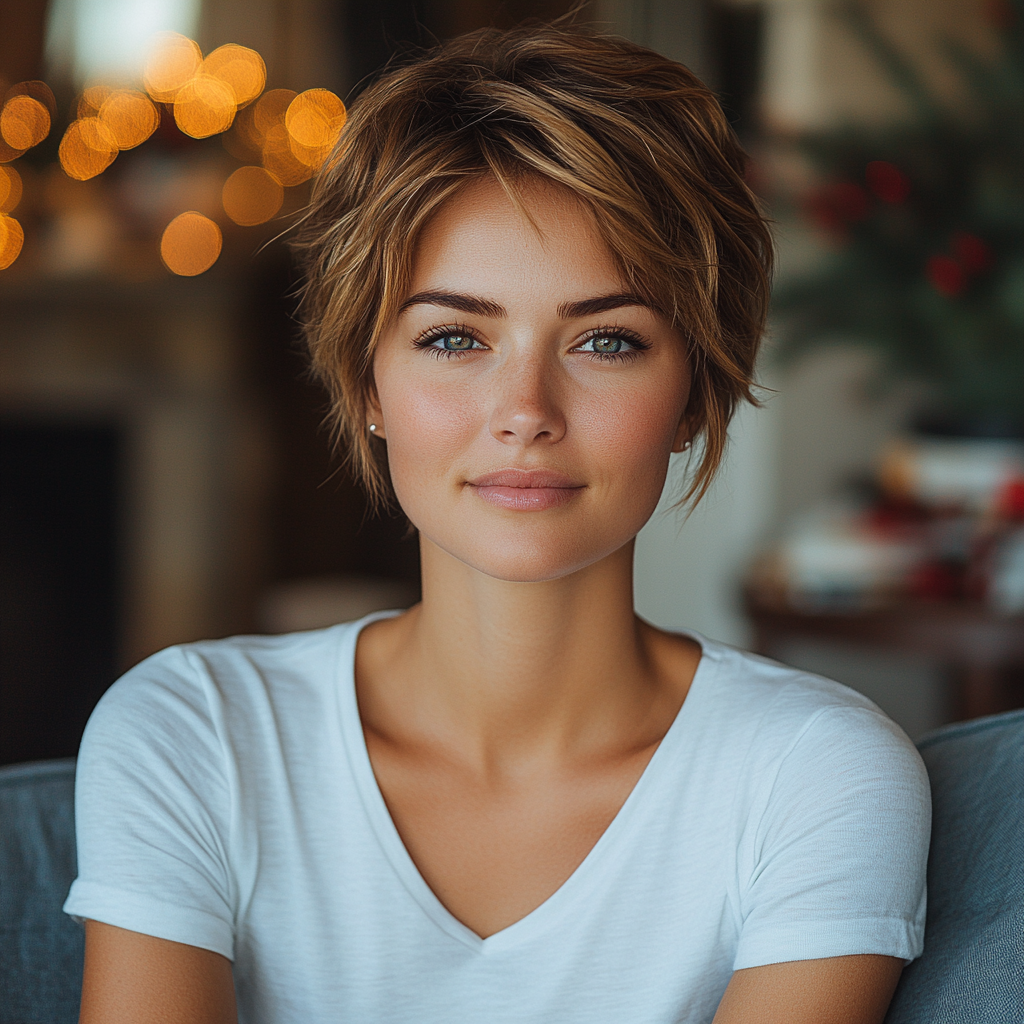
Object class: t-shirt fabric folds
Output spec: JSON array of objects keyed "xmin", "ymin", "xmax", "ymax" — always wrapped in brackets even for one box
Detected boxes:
[{"xmin": 64, "ymin": 614, "xmax": 930, "ymax": 1023}]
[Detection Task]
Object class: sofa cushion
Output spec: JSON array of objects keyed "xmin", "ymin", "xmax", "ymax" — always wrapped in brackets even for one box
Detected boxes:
[
  {"xmin": 885, "ymin": 709, "xmax": 1024, "ymax": 1023},
  {"xmin": 0, "ymin": 758, "xmax": 82, "ymax": 1024}
]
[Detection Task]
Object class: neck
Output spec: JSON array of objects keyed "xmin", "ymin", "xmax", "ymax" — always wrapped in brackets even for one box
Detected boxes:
[{"xmin": 364, "ymin": 535, "xmax": 669, "ymax": 766}]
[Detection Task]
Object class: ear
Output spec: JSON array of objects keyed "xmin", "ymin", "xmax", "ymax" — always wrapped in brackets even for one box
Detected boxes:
[
  {"xmin": 671, "ymin": 415, "xmax": 691, "ymax": 453},
  {"xmin": 365, "ymin": 388, "xmax": 386, "ymax": 440}
]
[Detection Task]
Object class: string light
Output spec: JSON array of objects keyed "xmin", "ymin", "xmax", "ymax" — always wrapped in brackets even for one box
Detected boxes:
[
  {"xmin": 0, "ymin": 214, "xmax": 24, "ymax": 269},
  {"xmin": 222, "ymin": 165, "xmax": 283, "ymax": 225},
  {"xmin": 160, "ymin": 211, "xmax": 222, "ymax": 275},
  {"xmin": 203, "ymin": 44, "xmax": 266, "ymax": 108},
  {"xmin": 0, "ymin": 165, "xmax": 22, "ymax": 213},
  {"xmin": 174, "ymin": 75, "xmax": 236, "ymax": 138},
  {"xmin": 1, "ymin": 95, "xmax": 51, "ymax": 150},
  {"xmin": 98, "ymin": 90, "xmax": 160, "ymax": 149},
  {"xmin": 0, "ymin": 35, "xmax": 344, "ymax": 275},
  {"xmin": 59, "ymin": 117, "xmax": 118, "ymax": 180},
  {"xmin": 143, "ymin": 33, "xmax": 203, "ymax": 103}
]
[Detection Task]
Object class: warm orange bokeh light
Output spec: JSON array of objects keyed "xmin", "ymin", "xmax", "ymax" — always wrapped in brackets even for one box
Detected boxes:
[
  {"xmin": 261, "ymin": 124, "xmax": 314, "ymax": 186},
  {"xmin": 222, "ymin": 165, "xmax": 284, "ymax": 226},
  {"xmin": 0, "ymin": 165, "xmax": 23, "ymax": 213},
  {"xmin": 174, "ymin": 75, "xmax": 236, "ymax": 138},
  {"xmin": 253, "ymin": 89, "xmax": 297, "ymax": 136},
  {"xmin": 59, "ymin": 118, "xmax": 118, "ymax": 180},
  {"xmin": 1, "ymin": 95, "xmax": 51, "ymax": 150},
  {"xmin": 0, "ymin": 214, "xmax": 25, "ymax": 269},
  {"xmin": 285, "ymin": 89, "xmax": 346, "ymax": 150},
  {"xmin": 160, "ymin": 211, "xmax": 222, "ymax": 275},
  {"xmin": 78, "ymin": 84, "xmax": 113, "ymax": 119},
  {"xmin": 99, "ymin": 90, "xmax": 160, "ymax": 149},
  {"xmin": 203, "ymin": 44, "xmax": 266, "ymax": 108},
  {"xmin": 0, "ymin": 137, "xmax": 25, "ymax": 163},
  {"xmin": 144, "ymin": 33, "xmax": 203, "ymax": 103}
]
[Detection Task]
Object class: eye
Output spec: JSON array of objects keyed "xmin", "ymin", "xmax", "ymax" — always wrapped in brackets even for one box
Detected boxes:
[
  {"xmin": 435, "ymin": 333, "xmax": 479, "ymax": 351},
  {"xmin": 574, "ymin": 328, "xmax": 649, "ymax": 360},
  {"xmin": 414, "ymin": 328, "xmax": 486, "ymax": 358},
  {"xmin": 581, "ymin": 335, "xmax": 626, "ymax": 354}
]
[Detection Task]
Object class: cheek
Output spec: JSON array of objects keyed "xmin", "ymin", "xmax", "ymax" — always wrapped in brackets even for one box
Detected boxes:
[
  {"xmin": 573, "ymin": 375, "xmax": 687, "ymax": 481},
  {"xmin": 376, "ymin": 369, "xmax": 481, "ymax": 499}
]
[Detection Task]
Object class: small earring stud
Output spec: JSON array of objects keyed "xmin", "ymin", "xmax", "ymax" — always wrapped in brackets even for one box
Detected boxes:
[
  {"xmin": 681, "ymin": 440, "xmax": 692, "ymax": 451},
  {"xmin": 368, "ymin": 423, "xmax": 377, "ymax": 433}
]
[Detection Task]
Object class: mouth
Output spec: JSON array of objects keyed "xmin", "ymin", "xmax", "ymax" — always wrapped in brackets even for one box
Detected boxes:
[{"xmin": 466, "ymin": 468, "xmax": 586, "ymax": 511}]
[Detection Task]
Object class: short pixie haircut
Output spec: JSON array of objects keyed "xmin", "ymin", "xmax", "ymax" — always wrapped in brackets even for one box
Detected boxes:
[{"xmin": 295, "ymin": 24, "xmax": 772, "ymax": 508}]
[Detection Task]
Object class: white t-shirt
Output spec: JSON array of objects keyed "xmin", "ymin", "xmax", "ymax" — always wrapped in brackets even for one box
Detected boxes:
[{"xmin": 65, "ymin": 614, "xmax": 930, "ymax": 1023}]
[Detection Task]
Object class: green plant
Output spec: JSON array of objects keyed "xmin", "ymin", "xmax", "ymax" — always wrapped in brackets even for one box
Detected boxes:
[{"xmin": 770, "ymin": 0, "xmax": 1024, "ymax": 435}]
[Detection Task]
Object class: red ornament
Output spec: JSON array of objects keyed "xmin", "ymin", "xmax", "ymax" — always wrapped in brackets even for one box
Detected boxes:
[
  {"xmin": 909, "ymin": 561, "xmax": 961, "ymax": 601},
  {"xmin": 926, "ymin": 255, "xmax": 966, "ymax": 297},
  {"xmin": 997, "ymin": 478, "xmax": 1024, "ymax": 521},
  {"xmin": 866, "ymin": 161, "xmax": 910, "ymax": 204},
  {"xmin": 952, "ymin": 232, "xmax": 994, "ymax": 274}
]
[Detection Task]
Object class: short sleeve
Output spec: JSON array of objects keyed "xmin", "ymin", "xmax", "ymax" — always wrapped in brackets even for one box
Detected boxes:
[
  {"xmin": 62, "ymin": 647, "xmax": 235, "ymax": 959},
  {"xmin": 733, "ymin": 705, "xmax": 930, "ymax": 970}
]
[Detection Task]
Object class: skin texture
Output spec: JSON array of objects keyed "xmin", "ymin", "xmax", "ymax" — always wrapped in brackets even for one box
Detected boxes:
[{"xmin": 79, "ymin": 176, "xmax": 904, "ymax": 1023}]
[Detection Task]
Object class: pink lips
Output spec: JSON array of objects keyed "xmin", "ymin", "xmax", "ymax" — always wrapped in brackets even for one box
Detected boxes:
[{"xmin": 467, "ymin": 469, "xmax": 585, "ymax": 511}]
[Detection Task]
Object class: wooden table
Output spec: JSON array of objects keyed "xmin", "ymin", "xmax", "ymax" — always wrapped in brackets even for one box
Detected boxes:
[{"xmin": 744, "ymin": 590, "xmax": 1024, "ymax": 721}]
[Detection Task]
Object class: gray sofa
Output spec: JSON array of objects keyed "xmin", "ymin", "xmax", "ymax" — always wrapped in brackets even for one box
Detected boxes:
[{"xmin": 2, "ymin": 710, "xmax": 1022, "ymax": 1023}]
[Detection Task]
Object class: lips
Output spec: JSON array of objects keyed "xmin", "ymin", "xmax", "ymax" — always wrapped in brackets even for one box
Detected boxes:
[{"xmin": 466, "ymin": 468, "xmax": 585, "ymax": 511}]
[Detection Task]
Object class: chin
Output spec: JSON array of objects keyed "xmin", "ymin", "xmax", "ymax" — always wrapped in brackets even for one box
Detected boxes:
[{"xmin": 425, "ymin": 521, "xmax": 634, "ymax": 584}]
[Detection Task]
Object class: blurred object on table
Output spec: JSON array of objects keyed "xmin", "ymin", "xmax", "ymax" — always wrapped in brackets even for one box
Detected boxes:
[
  {"xmin": 748, "ymin": 430, "xmax": 1024, "ymax": 726},
  {"xmin": 759, "ymin": 434, "xmax": 1024, "ymax": 612},
  {"xmin": 260, "ymin": 575, "xmax": 419, "ymax": 634}
]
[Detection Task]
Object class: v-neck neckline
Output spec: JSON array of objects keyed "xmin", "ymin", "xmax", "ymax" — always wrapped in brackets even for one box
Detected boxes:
[{"xmin": 334, "ymin": 611, "xmax": 718, "ymax": 954}]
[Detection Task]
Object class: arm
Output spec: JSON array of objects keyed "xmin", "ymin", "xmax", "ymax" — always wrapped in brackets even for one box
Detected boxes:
[
  {"xmin": 713, "ymin": 954, "xmax": 904, "ymax": 1024},
  {"xmin": 80, "ymin": 920, "xmax": 237, "ymax": 1024}
]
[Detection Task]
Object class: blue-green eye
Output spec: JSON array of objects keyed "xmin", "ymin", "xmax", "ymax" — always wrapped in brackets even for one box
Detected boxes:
[
  {"xmin": 576, "ymin": 331, "xmax": 648, "ymax": 358},
  {"xmin": 416, "ymin": 331, "xmax": 485, "ymax": 356},
  {"xmin": 438, "ymin": 334, "xmax": 477, "ymax": 351},
  {"xmin": 584, "ymin": 335, "xmax": 624, "ymax": 354}
]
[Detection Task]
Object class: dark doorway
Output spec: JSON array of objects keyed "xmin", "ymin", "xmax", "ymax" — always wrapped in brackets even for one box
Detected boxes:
[{"xmin": 1, "ymin": 420, "xmax": 122, "ymax": 765}]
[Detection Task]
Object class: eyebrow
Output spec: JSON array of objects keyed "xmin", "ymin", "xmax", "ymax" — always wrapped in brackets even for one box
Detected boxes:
[{"xmin": 398, "ymin": 290, "xmax": 653, "ymax": 320}]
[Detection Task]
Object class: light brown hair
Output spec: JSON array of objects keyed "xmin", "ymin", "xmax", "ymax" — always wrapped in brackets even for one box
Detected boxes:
[{"xmin": 294, "ymin": 23, "xmax": 773, "ymax": 508}]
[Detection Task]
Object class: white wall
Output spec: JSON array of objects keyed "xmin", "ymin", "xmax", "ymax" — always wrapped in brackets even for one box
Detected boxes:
[{"xmin": 634, "ymin": 396, "xmax": 780, "ymax": 646}]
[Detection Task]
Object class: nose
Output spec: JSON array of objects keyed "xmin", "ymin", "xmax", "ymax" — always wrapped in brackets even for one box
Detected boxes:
[{"xmin": 488, "ymin": 353, "xmax": 566, "ymax": 447}]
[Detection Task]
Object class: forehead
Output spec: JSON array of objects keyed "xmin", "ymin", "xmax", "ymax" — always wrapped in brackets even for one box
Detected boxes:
[{"xmin": 409, "ymin": 175, "xmax": 624, "ymax": 297}]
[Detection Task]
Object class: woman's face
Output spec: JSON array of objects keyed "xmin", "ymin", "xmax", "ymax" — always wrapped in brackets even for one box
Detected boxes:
[{"xmin": 372, "ymin": 175, "xmax": 692, "ymax": 583}]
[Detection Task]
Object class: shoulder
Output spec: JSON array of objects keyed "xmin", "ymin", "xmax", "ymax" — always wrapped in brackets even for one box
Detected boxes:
[
  {"xmin": 82, "ymin": 622, "xmax": 365, "ymax": 759},
  {"xmin": 688, "ymin": 636, "xmax": 928, "ymax": 802}
]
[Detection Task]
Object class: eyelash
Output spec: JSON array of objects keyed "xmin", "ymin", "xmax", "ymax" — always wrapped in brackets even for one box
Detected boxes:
[{"xmin": 412, "ymin": 325, "xmax": 651, "ymax": 362}]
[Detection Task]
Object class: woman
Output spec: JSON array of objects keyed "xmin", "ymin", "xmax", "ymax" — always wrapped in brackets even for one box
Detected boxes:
[{"xmin": 66, "ymin": 24, "xmax": 930, "ymax": 1023}]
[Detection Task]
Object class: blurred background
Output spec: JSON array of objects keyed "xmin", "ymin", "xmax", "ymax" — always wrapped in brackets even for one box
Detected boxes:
[{"xmin": 1, "ymin": 0, "xmax": 1021, "ymax": 764}]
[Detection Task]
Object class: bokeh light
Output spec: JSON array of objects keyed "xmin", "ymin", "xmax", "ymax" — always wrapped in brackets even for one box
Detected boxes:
[
  {"xmin": 174, "ymin": 75, "xmax": 236, "ymax": 138},
  {"xmin": 253, "ymin": 89, "xmax": 296, "ymax": 136},
  {"xmin": 99, "ymin": 90, "xmax": 160, "ymax": 149},
  {"xmin": 1, "ymin": 95, "xmax": 51, "ymax": 151},
  {"xmin": 143, "ymin": 33, "xmax": 203, "ymax": 103},
  {"xmin": 0, "ymin": 137, "xmax": 25, "ymax": 163},
  {"xmin": 222, "ymin": 165, "xmax": 284, "ymax": 225},
  {"xmin": 160, "ymin": 211, "xmax": 222, "ymax": 275},
  {"xmin": 59, "ymin": 118, "xmax": 118, "ymax": 180},
  {"xmin": 78, "ymin": 85, "xmax": 113, "ymax": 119},
  {"xmin": 0, "ymin": 214, "xmax": 25, "ymax": 269},
  {"xmin": 261, "ymin": 123, "xmax": 313, "ymax": 186},
  {"xmin": 285, "ymin": 89, "xmax": 346, "ymax": 151},
  {"xmin": 203, "ymin": 44, "xmax": 266, "ymax": 108},
  {"xmin": 0, "ymin": 166, "xmax": 23, "ymax": 213}
]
